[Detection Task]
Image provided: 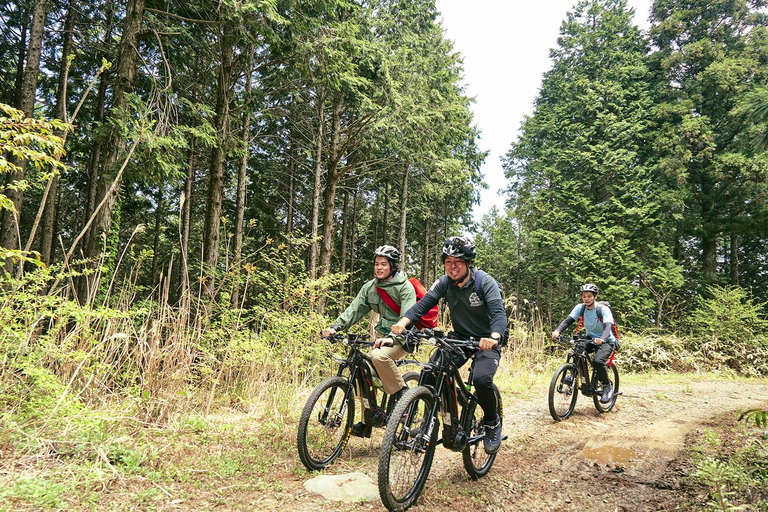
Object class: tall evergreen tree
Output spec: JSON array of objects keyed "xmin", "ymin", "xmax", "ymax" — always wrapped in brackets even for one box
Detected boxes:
[
  {"xmin": 649, "ymin": 0, "xmax": 768, "ymax": 287},
  {"xmin": 503, "ymin": 0, "xmax": 675, "ymax": 327}
]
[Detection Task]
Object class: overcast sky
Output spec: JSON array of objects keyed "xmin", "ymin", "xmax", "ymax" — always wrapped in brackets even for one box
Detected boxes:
[{"xmin": 433, "ymin": 0, "xmax": 654, "ymax": 223}]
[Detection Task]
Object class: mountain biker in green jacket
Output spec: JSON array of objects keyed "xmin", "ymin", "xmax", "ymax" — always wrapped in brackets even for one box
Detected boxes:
[
  {"xmin": 322, "ymin": 245, "xmax": 416, "ymax": 436},
  {"xmin": 551, "ymin": 283, "xmax": 618, "ymax": 404}
]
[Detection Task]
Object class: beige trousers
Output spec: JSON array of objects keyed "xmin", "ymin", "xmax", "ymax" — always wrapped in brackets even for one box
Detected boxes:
[{"xmin": 369, "ymin": 342, "xmax": 408, "ymax": 395}]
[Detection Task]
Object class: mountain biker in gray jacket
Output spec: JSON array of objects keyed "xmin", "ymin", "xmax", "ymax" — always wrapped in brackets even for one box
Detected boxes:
[
  {"xmin": 392, "ymin": 236, "xmax": 506, "ymax": 454},
  {"xmin": 322, "ymin": 245, "xmax": 416, "ymax": 436},
  {"xmin": 551, "ymin": 283, "xmax": 617, "ymax": 404}
]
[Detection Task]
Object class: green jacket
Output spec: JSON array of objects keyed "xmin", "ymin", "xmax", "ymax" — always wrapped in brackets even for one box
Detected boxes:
[{"xmin": 331, "ymin": 271, "xmax": 417, "ymax": 336}]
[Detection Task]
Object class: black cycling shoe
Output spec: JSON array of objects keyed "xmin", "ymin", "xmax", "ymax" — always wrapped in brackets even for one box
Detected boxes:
[
  {"xmin": 385, "ymin": 385, "xmax": 410, "ymax": 417},
  {"xmin": 350, "ymin": 422, "xmax": 369, "ymax": 437},
  {"xmin": 483, "ymin": 415, "xmax": 502, "ymax": 454},
  {"xmin": 600, "ymin": 382, "xmax": 614, "ymax": 404}
]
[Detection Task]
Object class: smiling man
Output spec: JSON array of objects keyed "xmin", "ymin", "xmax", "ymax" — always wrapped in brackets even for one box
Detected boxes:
[{"xmin": 392, "ymin": 236, "xmax": 507, "ymax": 454}]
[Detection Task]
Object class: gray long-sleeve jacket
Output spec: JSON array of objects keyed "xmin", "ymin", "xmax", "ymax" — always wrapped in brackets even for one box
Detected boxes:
[{"xmin": 402, "ymin": 268, "xmax": 507, "ymax": 339}]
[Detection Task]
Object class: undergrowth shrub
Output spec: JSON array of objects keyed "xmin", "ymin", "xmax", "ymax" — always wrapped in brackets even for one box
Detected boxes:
[
  {"xmin": 686, "ymin": 285, "xmax": 768, "ymax": 376},
  {"xmin": 688, "ymin": 420, "xmax": 768, "ymax": 510},
  {"xmin": 617, "ymin": 332, "xmax": 698, "ymax": 373}
]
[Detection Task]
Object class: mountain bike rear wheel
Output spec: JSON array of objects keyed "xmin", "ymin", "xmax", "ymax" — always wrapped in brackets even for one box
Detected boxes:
[
  {"xmin": 593, "ymin": 363, "xmax": 620, "ymax": 413},
  {"xmin": 297, "ymin": 376, "xmax": 354, "ymax": 471},
  {"xmin": 548, "ymin": 363, "xmax": 578, "ymax": 421},
  {"xmin": 378, "ymin": 386, "xmax": 437, "ymax": 511},
  {"xmin": 462, "ymin": 385, "xmax": 501, "ymax": 479}
]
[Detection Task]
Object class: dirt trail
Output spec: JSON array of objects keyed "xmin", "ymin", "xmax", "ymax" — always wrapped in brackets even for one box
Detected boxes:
[{"xmin": 281, "ymin": 378, "xmax": 768, "ymax": 512}]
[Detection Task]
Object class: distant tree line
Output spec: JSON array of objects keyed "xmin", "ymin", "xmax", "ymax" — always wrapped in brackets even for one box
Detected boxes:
[
  {"xmin": 488, "ymin": 0, "xmax": 768, "ymax": 332},
  {"xmin": 0, "ymin": 0, "xmax": 484, "ymax": 314}
]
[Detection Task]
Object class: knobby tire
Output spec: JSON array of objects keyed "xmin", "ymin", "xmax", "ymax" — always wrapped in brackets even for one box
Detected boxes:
[
  {"xmin": 297, "ymin": 376, "xmax": 354, "ymax": 471},
  {"xmin": 378, "ymin": 386, "xmax": 437, "ymax": 511},
  {"xmin": 593, "ymin": 362, "xmax": 620, "ymax": 413},
  {"xmin": 548, "ymin": 363, "xmax": 578, "ymax": 421},
  {"xmin": 462, "ymin": 385, "xmax": 501, "ymax": 479}
]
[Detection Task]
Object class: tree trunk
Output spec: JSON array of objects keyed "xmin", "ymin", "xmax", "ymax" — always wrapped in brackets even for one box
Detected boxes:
[
  {"xmin": 373, "ymin": 188, "xmax": 381, "ymax": 248},
  {"xmin": 398, "ymin": 166, "xmax": 409, "ymax": 259},
  {"xmin": 83, "ymin": 5, "xmax": 115, "ymax": 228},
  {"xmin": 1, "ymin": 0, "xmax": 47, "ymax": 263},
  {"xmin": 318, "ymin": 100, "xmax": 344, "ymax": 314},
  {"xmin": 349, "ymin": 183, "xmax": 360, "ymax": 295},
  {"xmin": 11, "ymin": 14, "xmax": 27, "ymax": 106},
  {"xmin": 284, "ymin": 158, "xmax": 295, "ymax": 309},
  {"xmin": 202, "ymin": 20, "xmax": 235, "ymax": 296},
  {"xmin": 340, "ymin": 186, "xmax": 350, "ymax": 276},
  {"xmin": 309, "ymin": 90, "xmax": 325, "ymax": 282},
  {"xmin": 701, "ymin": 233, "xmax": 718, "ymax": 284},
  {"xmin": 320, "ymin": 100, "xmax": 343, "ymax": 276},
  {"xmin": 41, "ymin": 0, "xmax": 77, "ymax": 266},
  {"xmin": 382, "ymin": 182, "xmax": 389, "ymax": 243},
  {"xmin": 78, "ymin": 0, "xmax": 144, "ymax": 303},
  {"xmin": 421, "ymin": 215, "xmax": 430, "ymax": 283},
  {"xmin": 730, "ymin": 233, "xmax": 739, "ymax": 286},
  {"xmin": 151, "ymin": 188, "xmax": 162, "ymax": 287},
  {"xmin": 232, "ymin": 48, "xmax": 254, "ymax": 307},
  {"xmin": 180, "ymin": 135, "xmax": 196, "ymax": 293}
]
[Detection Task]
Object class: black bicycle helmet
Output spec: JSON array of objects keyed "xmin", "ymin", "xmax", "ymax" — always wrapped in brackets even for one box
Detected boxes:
[
  {"xmin": 580, "ymin": 283, "xmax": 599, "ymax": 296},
  {"xmin": 373, "ymin": 245, "xmax": 401, "ymax": 272},
  {"xmin": 441, "ymin": 236, "xmax": 476, "ymax": 263}
]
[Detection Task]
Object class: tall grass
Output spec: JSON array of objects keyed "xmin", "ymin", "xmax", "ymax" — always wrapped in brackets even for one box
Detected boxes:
[{"xmin": 0, "ymin": 237, "xmax": 344, "ymax": 460}]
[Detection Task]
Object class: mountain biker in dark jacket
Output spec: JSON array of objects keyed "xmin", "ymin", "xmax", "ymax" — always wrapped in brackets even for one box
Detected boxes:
[
  {"xmin": 392, "ymin": 236, "xmax": 507, "ymax": 454},
  {"xmin": 551, "ymin": 283, "xmax": 617, "ymax": 403},
  {"xmin": 322, "ymin": 245, "xmax": 416, "ymax": 436}
]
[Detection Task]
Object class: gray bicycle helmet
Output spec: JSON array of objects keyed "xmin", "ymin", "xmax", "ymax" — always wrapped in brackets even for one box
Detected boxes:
[
  {"xmin": 580, "ymin": 283, "xmax": 599, "ymax": 296},
  {"xmin": 441, "ymin": 236, "xmax": 476, "ymax": 263},
  {"xmin": 373, "ymin": 245, "xmax": 401, "ymax": 272}
]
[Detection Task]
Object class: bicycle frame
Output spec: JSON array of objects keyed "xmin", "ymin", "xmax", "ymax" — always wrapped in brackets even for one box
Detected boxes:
[
  {"xmin": 327, "ymin": 334, "xmax": 418, "ymax": 428},
  {"xmin": 407, "ymin": 331, "xmax": 486, "ymax": 451},
  {"xmin": 566, "ymin": 337, "xmax": 616, "ymax": 398},
  {"xmin": 548, "ymin": 334, "xmax": 620, "ymax": 421}
]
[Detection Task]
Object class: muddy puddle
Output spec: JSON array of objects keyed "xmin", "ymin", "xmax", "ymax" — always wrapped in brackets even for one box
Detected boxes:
[{"xmin": 578, "ymin": 445, "xmax": 641, "ymax": 465}]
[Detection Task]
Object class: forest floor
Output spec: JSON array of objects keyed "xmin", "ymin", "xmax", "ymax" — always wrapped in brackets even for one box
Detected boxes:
[{"xmin": 2, "ymin": 374, "xmax": 768, "ymax": 511}]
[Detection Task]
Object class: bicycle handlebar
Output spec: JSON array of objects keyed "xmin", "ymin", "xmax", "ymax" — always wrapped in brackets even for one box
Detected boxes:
[
  {"xmin": 322, "ymin": 332, "xmax": 373, "ymax": 346},
  {"xmin": 397, "ymin": 329, "xmax": 480, "ymax": 351},
  {"xmin": 558, "ymin": 335, "xmax": 591, "ymax": 344}
]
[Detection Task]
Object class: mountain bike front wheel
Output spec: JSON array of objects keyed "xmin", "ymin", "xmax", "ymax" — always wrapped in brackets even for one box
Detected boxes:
[
  {"xmin": 297, "ymin": 376, "xmax": 354, "ymax": 471},
  {"xmin": 378, "ymin": 386, "xmax": 437, "ymax": 511},
  {"xmin": 548, "ymin": 363, "xmax": 578, "ymax": 421}
]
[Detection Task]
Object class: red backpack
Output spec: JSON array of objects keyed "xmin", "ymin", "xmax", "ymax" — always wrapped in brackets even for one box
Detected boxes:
[{"xmin": 376, "ymin": 278, "xmax": 439, "ymax": 330}]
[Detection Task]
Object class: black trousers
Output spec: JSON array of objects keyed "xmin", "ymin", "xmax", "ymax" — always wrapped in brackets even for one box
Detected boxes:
[
  {"xmin": 422, "ymin": 344, "xmax": 501, "ymax": 423},
  {"xmin": 586, "ymin": 341, "xmax": 615, "ymax": 384}
]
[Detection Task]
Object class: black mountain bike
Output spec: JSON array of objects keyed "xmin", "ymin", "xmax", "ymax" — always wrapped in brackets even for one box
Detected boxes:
[
  {"xmin": 377, "ymin": 330, "xmax": 504, "ymax": 511},
  {"xmin": 297, "ymin": 333, "xmax": 419, "ymax": 471},
  {"xmin": 548, "ymin": 335, "xmax": 620, "ymax": 421}
]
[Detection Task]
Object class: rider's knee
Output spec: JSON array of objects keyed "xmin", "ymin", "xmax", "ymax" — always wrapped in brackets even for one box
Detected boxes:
[
  {"xmin": 370, "ymin": 349, "xmax": 389, "ymax": 365},
  {"xmin": 473, "ymin": 372, "xmax": 494, "ymax": 390}
]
